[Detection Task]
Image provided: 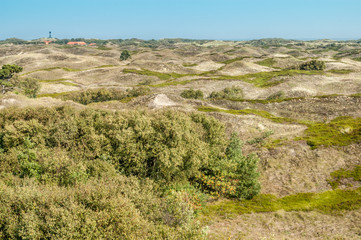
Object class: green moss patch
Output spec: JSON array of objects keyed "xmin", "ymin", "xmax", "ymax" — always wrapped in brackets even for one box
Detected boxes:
[
  {"xmin": 212, "ymin": 69, "xmax": 324, "ymax": 88},
  {"xmin": 197, "ymin": 106, "xmax": 296, "ymax": 124},
  {"xmin": 123, "ymin": 68, "xmax": 193, "ymax": 81},
  {"xmin": 255, "ymin": 58, "xmax": 277, "ymax": 68},
  {"xmin": 200, "ymin": 188, "xmax": 361, "ymax": 222},
  {"xmin": 328, "ymin": 166, "xmax": 361, "ymax": 189},
  {"xmin": 297, "ymin": 116, "xmax": 361, "ymax": 149}
]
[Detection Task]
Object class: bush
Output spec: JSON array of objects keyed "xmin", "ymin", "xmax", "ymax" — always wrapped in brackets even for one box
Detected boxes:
[
  {"xmin": 297, "ymin": 60, "xmax": 326, "ymax": 71},
  {"xmin": 209, "ymin": 86, "xmax": 244, "ymax": 100},
  {"xmin": 197, "ymin": 133, "xmax": 260, "ymax": 199},
  {"xmin": 266, "ymin": 91, "xmax": 285, "ymax": 101},
  {"xmin": 0, "ymin": 176, "xmax": 206, "ymax": 239},
  {"xmin": 63, "ymin": 87, "xmax": 150, "ymax": 105},
  {"xmin": 120, "ymin": 50, "xmax": 131, "ymax": 61},
  {"xmin": 19, "ymin": 77, "xmax": 41, "ymax": 98},
  {"xmin": 181, "ymin": 89, "xmax": 204, "ymax": 99}
]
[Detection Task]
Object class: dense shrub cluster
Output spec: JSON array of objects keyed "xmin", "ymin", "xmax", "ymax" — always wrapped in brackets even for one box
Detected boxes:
[
  {"xmin": 266, "ymin": 91, "xmax": 285, "ymax": 101},
  {"xmin": 0, "ymin": 106, "xmax": 261, "ymax": 238},
  {"xmin": 209, "ymin": 86, "xmax": 244, "ymax": 100},
  {"xmin": 297, "ymin": 60, "xmax": 326, "ymax": 71},
  {"xmin": 180, "ymin": 89, "xmax": 204, "ymax": 99},
  {"xmin": 63, "ymin": 87, "xmax": 150, "ymax": 105}
]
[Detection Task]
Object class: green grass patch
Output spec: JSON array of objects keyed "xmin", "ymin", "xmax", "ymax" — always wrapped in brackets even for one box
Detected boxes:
[
  {"xmin": 327, "ymin": 69, "xmax": 353, "ymax": 74},
  {"xmin": 21, "ymin": 65, "xmax": 116, "ymax": 76},
  {"xmin": 197, "ymin": 106, "xmax": 297, "ymax": 124},
  {"xmin": 352, "ymin": 57, "xmax": 361, "ymax": 62},
  {"xmin": 37, "ymin": 91, "xmax": 75, "ymax": 98},
  {"xmin": 200, "ymin": 188, "xmax": 361, "ymax": 222},
  {"xmin": 182, "ymin": 63, "xmax": 198, "ymax": 67},
  {"xmin": 328, "ymin": 166, "xmax": 361, "ymax": 189},
  {"xmin": 297, "ymin": 116, "xmax": 361, "ymax": 149},
  {"xmin": 97, "ymin": 46, "xmax": 112, "ymax": 50},
  {"xmin": 220, "ymin": 56, "xmax": 250, "ymax": 65},
  {"xmin": 38, "ymin": 78, "xmax": 71, "ymax": 83},
  {"xmin": 212, "ymin": 69, "xmax": 324, "ymax": 88},
  {"xmin": 255, "ymin": 58, "xmax": 277, "ymax": 68},
  {"xmin": 94, "ymin": 65, "xmax": 116, "ymax": 68},
  {"xmin": 149, "ymin": 80, "xmax": 193, "ymax": 87},
  {"xmin": 123, "ymin": 68, "xmax": 193, "ymax": 81},
  {"xmin": 350, "ymin": 93, "xmax": 361, "ymax": 98}
]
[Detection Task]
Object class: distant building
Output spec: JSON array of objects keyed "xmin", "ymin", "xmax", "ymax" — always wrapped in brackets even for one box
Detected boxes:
[
  {"xmin": 44, "ymin": 40, "xmax": 52, "ymax": 45},
  {"xmin": 67, "ymin": 41, "xmax": 87, "ymax": 46},
  {"xmin": 89, "ymin": 43, "xmax": 96, "ymax": 46}
]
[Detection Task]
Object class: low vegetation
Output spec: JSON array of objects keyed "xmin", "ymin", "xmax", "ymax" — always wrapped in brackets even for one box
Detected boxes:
[
  {"xmin": 298, "ymin": 116, "xmax": 361, "ymax": 149},
  {"xmin": 297, "ymin": 60, "xmax": 326, "ymax": 71},
  {"xmin": 200, "ymin": 187, "xmax": 361, "ymax": 223},
  {"xmin": 328, "ymin": 165, "xmax": 361, "ymax": 189},
  {"xmin": 181, "ymin": 89, "xmax": 204, "ymax": 99},
  {"xmin": 119, "ymin": 50, "xmax": 131, "ymax": 60},
  {"xmin": 209, "ymin": 86, "xmax": 244, "ymax": 100},
  {"xmin": 198, "ymin": 106, "xmax": 297, "ymax": 124},
  {"xmin": 256, "ymin": 58, "xmax": 277, "ymax": 68},
  {"xmin": 0, "ymin": 106, "xmax": 262, "ymax": 238}
]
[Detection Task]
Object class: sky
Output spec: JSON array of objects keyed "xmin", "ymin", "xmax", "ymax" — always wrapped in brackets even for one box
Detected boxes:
[{"xmin": 1, "ymin": 0, "xmax": 361, "ymax": 40}]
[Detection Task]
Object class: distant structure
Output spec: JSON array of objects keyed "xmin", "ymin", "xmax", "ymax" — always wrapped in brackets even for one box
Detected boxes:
[
  {"xmin": 44, "ymin": 40, "xmax": 52, "ymax": 45},
  {"xmin": 67, "ymin": 41, "xmax": 87, "ymax": 46},
  {"xmin": 89, "ymin": 43, "xmax": 96, "ymax": 46},
  {"xmin": 49, "ymin": 31, "xmax": 52, "ymax": 38}
]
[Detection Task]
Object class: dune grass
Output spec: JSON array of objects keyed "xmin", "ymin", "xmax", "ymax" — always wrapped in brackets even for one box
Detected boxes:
[
  {"xmin": 149, "ymin": 80, "xmax": 193, "ymax": 87},
  {"xmin": 298, "ymin": 116, "xmax": 361, "ymax": 149},
  {"xmin": 199, "ymin": 187, "xmax": 361, "ymax": 223},
  {"xmin": 124, "ymin": 67, "xmax": 325, "ymax": 88},
  {"xmin": 198, "ymin": 106, "xmax": 298, "ymax": 124},
  {"xmin": 212, "ymin": 69, "xmax": 325, "ymax": 88},
  {"xmin": 123, "ymin": 68, "xmax": 194, "ymax": 81},
  {"xmin": 255, "ymin": 58, "xmax": 277, "ymax": 68},
  {"xmin": 328, "ymin": 166, "xmax": 361, "ymax": 189},
  {"xmin": 220, "ymin": 56, "xmax": 250, "ymax": 64},
  {"xmin": 21, "ymin": 65, "xmax": 116, "ymax": 76},
  {"xmin": 198, "ymin": 106, "xmax": 361, "ymax": 149}
]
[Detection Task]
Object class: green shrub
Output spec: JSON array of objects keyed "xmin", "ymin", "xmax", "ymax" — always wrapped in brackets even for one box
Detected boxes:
[
  {"xmin": 0, "ymin": 176, "xmax": 206, "ymax": 239},
  {"xmin": 297, "ymin": 60, "xmax": 326, "ymax": 71},
  {"xmin": 19, "ymin": 77, "xmax": 41, "ymax": 98},
  {"xmin": 60, "ymin": 87, "xmax": 150, "ymax": 105},
  {"xmin": 120, "ymin": 50, "xmax": 131, "ymax": 61},
  {"xmin": 0, "ymin": 107, "xmax": 225, "ymax": 184},
  {"xmin": 266, "ymin": 91, "xmax": 285, "ymax": 100},
  {"xmin": 197, "ymin": 133, "xmax": 260, "ymax": 199},
  {"xmin": 209, "ymin": 86, "xmax": 244, "ymax": 100},
  {"xmin": 181, "ymin": 89, "xmax": 204, "ymax": 99}
]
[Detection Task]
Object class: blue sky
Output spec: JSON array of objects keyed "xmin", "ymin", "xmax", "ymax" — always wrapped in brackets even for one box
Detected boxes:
[{"xmin": 1, "ymin": 0, "xmax": 361, "ymax": 40}]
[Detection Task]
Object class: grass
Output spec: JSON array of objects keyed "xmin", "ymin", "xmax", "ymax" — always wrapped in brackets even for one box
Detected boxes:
[
  {"xmin": 297, "ymin": 116, "xmax": 361, "ymax": 149},
  {"xmin": 123, "ymin": 67, "xmax": 326, "ymax": 88},
  {"xmin": 38, "ymin": 79, "xmax": 79, "ymax": 87},
  {"xmin": 255, "ymin": 58, "xmax": 277, "ymax": 68},
  {"xmin": 219, "ymin": 56, "xmax": 250, "ymax": 65},
  {"xmin": 199, "ymin": 106, "xmax": 361, "ymax": 149},
  {"xmin": 123, "ymin": 68, "xmax": 193, "ymax": 81},
  {"xmin": 37, "ymin": 91, "xmax": 75, "ymax": 98},
  {"xmin": 183, "ymin": 63, "xmax": 198, "ymax": 67},
  {"xmin": 327, "ymin": 69, "xmax": 353, "ymax": 74},
  {"xmin": 21, "ymin": 65, "xmax": 117, "ymax": 76},
  {"xmin": 199, "ymin": 187, "xmax": 361, "ymax": 223},
  {"xmin": 197, "ymin": 106, "xmax": 297, "ymax": 124},
  {"xmin": 97, "ymin": 46, "xmax": 112, "ymax": 50},
  {"xmin": 328, "ymin": 166, "xmax": 361, "ymax": 189},
  {"xmin": 352, "ymin": 57, "xmax": 361, "ymax": 62},
  {"xmin": 149, "ymin": 80, "xmax": 193, "ymax": 87},
  {"xmin": 212, "ymin": 69, "xmax": 325, "ymax": 88}
]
